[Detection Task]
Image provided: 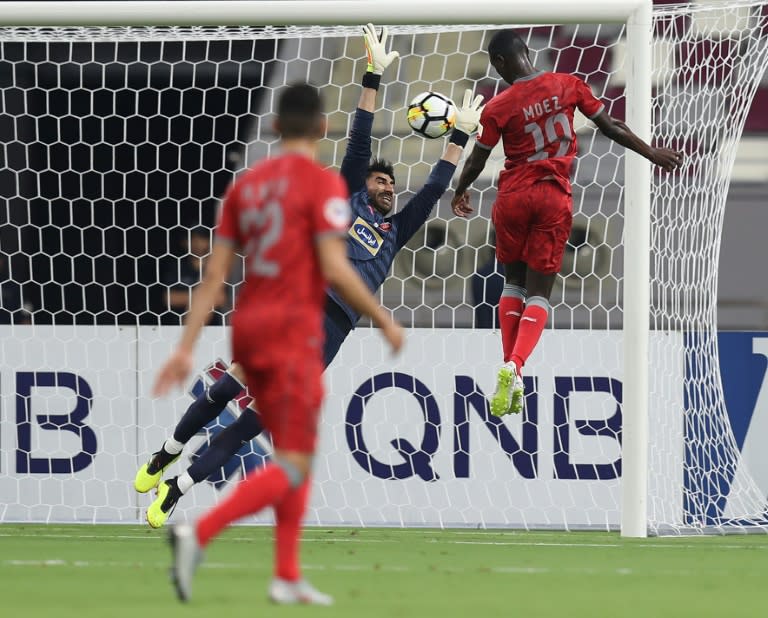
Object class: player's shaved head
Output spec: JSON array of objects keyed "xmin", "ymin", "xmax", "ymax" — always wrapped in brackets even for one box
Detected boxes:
[
  {"xmin": 488, "ymin": 29, "xmax": 529, "ymax": 62},
  {"xmin": 487, "ymin": 29, "xmax": 535, "ymax": 84},
  {"xmin": 277, "ymin": 83, "xmax": 325, "ymax": 139}
]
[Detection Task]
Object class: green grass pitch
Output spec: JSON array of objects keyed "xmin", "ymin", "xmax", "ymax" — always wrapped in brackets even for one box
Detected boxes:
[{"xmin": 1, "ymin": 524, "xmax": 766, "ymax": 617}]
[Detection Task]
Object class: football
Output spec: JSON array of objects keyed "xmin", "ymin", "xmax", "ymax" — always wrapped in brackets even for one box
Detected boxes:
[{"xmin": 406, "ymin": 91, "xmax": 456, "ymax": 138}]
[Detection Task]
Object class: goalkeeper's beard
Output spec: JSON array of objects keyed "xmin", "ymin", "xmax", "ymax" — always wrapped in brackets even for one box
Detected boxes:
[{"xmin": 372, "ymin": 192, "xmax": 393, "ymax": 214}]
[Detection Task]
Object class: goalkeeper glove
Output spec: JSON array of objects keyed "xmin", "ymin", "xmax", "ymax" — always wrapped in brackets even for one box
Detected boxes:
[
  {"xmin": 363, "ymin": 23, "xmax": 399, "ymax": 75},
  {"xmin": 453, "ymin": 88, "xmax": 485, "ymax": 135}
]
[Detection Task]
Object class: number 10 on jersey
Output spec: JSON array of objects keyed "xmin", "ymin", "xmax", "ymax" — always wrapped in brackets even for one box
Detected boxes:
[{"xmin": 524, "ymin": 112, "xmax": 573, "ymax": 161}]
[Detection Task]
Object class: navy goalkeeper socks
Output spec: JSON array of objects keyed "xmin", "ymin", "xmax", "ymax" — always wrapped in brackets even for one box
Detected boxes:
[{"xmin": 172, "ymin": 371, "xmax": 245, "ymax": 444}]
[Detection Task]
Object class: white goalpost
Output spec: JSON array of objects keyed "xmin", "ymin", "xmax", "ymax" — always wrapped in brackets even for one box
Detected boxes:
[{"xmin": 0, "ymin": 0, "xmax": 766, "ymax": 537}]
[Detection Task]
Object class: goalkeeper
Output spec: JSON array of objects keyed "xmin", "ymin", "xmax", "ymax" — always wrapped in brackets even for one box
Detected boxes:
[{"xmin": 137, "ymin": 23, "xmax": 484, "ymax": 528}]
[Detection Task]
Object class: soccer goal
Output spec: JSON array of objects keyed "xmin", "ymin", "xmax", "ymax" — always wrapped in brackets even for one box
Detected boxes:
[{"xmin": 0, "ymin": 0, "xmax": 767, "ymax": 537}]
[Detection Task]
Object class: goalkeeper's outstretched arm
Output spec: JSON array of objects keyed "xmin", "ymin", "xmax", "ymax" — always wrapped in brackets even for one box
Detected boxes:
[
  {"xmin": 395, "ymin": 89, "xmax": 484, "ymax": 244},
  {"xmin": 358, "ymin": 22, "xmax": 399, "ymax": 112},
  {"xmin": 340, "ymin": 23, "xmax": 399, "ymax": 192}
]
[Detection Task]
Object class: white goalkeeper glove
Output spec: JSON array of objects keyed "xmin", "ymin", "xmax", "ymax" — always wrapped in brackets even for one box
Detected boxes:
[
  {"xmin": 453, "ymin": 88, "xmax": 485, "ymax": 135},
  {"xmin": 363, "ymin": 23, "xmax": 399, "ymax": 75}
]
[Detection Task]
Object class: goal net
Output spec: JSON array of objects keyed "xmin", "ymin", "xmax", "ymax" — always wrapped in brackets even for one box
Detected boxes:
[{"xmin": 1, "ymin": 1, "xmax": 767, "ymax": 535}]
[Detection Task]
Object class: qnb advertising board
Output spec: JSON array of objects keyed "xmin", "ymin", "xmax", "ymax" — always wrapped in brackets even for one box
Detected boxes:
[{"xmin": 4, "ymin": 326, "xmax": 764, "ymax": 527}]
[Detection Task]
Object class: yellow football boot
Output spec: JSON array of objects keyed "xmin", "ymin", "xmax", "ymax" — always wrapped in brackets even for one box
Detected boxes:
[
  {"xmin": 134, "ymin": 450, "xmax": 180, "ymax": 493},
  {"xmin": 147, "ymin": 478, "xmax": 183, "ymax": 529},
  {"xmin": 489, "ymin": 363, "xmax": 525, "ymax": 416}
]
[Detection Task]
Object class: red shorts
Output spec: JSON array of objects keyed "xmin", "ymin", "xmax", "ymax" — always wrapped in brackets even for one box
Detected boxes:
[
  {"xmin": 232, "ymin": 323, "xmax": 324, "ymax": 454},
  {"xmin": 491, "ymin": 180, "xmax": 572, "ymax": 274}
]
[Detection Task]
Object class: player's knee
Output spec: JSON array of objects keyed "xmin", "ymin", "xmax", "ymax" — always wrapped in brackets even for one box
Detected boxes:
[
  {"xmin": 527, "ymin": 295, "xmax": 551, "ymax": 316},
  {"xmin": 229, "ymin": 362, "xmax": 246, "ymax": 384},
  {"xmin": 208, "ymin": 370, "xmax": 244, "ymax": 403},
  {"xmin": 274, "ymin": 452, "xmax": 312, "ymax": 487},
  {"xmin": 502, "ymin": 261, "xmax": 527, "ymax": 286},
  {"xmin": 232, "ymin": 408, "xmax": 263, "ymax": 440}
]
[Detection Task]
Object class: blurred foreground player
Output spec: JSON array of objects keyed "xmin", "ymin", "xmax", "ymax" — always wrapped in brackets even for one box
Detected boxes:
[{"xmin": 152, "ymin": 82, "xmax": 404, "ymax": 605}]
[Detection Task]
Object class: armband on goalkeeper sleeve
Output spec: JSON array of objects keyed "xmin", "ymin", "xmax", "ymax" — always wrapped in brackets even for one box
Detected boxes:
[
  {"xmin": 362, "ymin": 72, "xmax": 381, "ymax": 90},
  {"xmin": 449, "ymin": 130, "xmax": 470, "ymax": 148}
]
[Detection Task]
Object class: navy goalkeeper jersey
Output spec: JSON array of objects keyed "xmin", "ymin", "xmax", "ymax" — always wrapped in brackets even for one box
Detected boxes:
[{"xmin": 326, "ymin": 108, "xmax": 456, "ymax": 325}]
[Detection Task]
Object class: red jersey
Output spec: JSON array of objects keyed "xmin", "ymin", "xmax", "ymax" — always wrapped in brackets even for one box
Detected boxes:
[
  {"xmin": 216, "ymin": 153, "xmax": 351, "ymax": 339},
  {"xmin": 476, "ymin": 72, "xmax": 604, "ymax": 194}
]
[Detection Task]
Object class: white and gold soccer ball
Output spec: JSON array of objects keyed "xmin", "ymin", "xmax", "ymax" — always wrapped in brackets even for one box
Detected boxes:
[{"xmin": 406, "ymin": 91, "xmax": 456, "ymax": 139}]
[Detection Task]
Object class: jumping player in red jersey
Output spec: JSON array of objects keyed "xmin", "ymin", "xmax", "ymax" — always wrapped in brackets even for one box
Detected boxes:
[
  {"xmin": 152, "ymin": 83, "xmax": 404, "ymax": 606},
  {"xmin": 451, "ymin": 29, "xmax": 683, "ymax": 416}
]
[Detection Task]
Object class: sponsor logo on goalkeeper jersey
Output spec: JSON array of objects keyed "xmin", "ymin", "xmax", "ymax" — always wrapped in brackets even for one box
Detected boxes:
[{"xmin": 349, "ymin": 216, "xmax": 383, "ymax": 256}]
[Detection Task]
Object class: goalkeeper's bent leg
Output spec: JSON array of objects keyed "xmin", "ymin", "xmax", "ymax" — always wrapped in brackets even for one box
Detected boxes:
[
  {"xmin": 172, "ymin": 369, "xmax": 246, "ymax": 444},
  {"xmin": 135, "ymin": 369, "xmax": 247, "ymax": 493},
  {"xmin": 186, "ymin": 408, "xmax": 264, "ymax": 484},
  {"xmin": 147, "ymin": 410, "xmax": 266, "ymax": 527}
]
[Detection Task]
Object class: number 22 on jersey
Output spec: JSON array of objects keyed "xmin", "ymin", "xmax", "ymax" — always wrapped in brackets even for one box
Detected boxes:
[{"xmin": 240, "ymin": 180, "xmax": 285, "ymax": 277}]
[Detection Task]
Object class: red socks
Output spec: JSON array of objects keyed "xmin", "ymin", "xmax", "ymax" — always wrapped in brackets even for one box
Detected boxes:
[
  {"xmin": 193, "ymin": 462, "xmax": 312, "ymax": 584},
  {"xmin": 274, "ymin": 479, "xmax": 311, "ymax": 581},
  {"xmin": 196, "ymin": 463, "xmax": 292, "ymax": 546},
  {"xmin": 499, "ymin": 294, "xmax": 525, "ymax": 363},
  {"xmin": 510, "ymin": 302, "xmax": 549, "ymax": 373},
  {"xmin": 499, "ymin": 283, "xmax": 550, "ymax": 373}
]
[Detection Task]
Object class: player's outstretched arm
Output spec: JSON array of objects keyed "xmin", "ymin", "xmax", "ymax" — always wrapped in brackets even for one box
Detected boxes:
[
  {"xmin": 591, "ymin": 111, "xmax": 683, "ymax": 171},
  {"xmin": 341, "ymin": 23, "xmax": 399, "ymax": 193},
  {"xmin": 317, "ymin": 234, "xmax": 404, "ymax": 355},
  {"xmin": 448, "ymin": 89, "xmax": 490, "ymax": 217},
  {"xmin": 392, "ymin": 89, "xmax": 484, "ymax": 245},
  {"xmin": 153, "ymin": 241, "xmax": 236, "ymax": 396},
  {"xmin": 357, "ymin": 23, "xmax": 399, "ymax": 112},
  {"xmin": 451, "ymin": 145, "xmax": 491, "ymax": 218},
  {"xmin": 440, "ymin": 89, "xmax": 485, "ymax": 166}
]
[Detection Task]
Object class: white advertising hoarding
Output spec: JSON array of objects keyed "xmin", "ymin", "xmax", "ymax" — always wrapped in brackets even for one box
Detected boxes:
[
  {"xmin": 315, "ymin": 328, "xmax": 684, "ymax": 528},
  {"xmin": 1, "ymin": 326, "xmax": 684, "ymax": 527},
  {"xmin": 0, "ymin": 326, "xmax": 138, "ymax": 522}
]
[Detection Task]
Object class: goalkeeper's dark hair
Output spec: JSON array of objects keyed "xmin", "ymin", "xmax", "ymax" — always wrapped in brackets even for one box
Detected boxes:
[
  {"xmin": 277, "ymin": 83, "xmax": 324, "ymax": 139},
  {"xmin": 488, "ymin": 29, "xmax": 529, "ymax": 61},
  {"xmin": 367, "ymin": 158, "xmax": 395, "ymax": 184}
]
